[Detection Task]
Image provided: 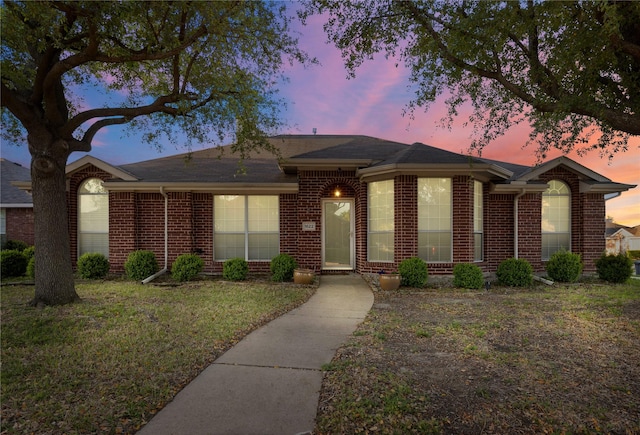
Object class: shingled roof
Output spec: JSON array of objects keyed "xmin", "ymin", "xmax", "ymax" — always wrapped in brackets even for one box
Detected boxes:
[
  {"xmin": 63, "ymin": 135, "xmax": 633, "ymax": 196},
  {"xmin": 1, "ymin": 159, "xmax": 32, "ymax": 207}
]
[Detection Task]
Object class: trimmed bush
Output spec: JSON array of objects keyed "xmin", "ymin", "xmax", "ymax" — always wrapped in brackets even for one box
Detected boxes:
[
  {"xmin": 3, "ymin": 239, "xmax": 28, "ymax": 252},
  {"xmin": 546, "ymin": 249, "xmax": 583, "ymax": 283},
  {"xmin": 171, "ymin": 253, "xmax": 204, "ymax": 282},
  {"xmin": 453, "ymin": 263, "xmax": 484, "ymax": 289},
  {"xmin": 77, "ymin": 253, "xmax": 110, "ymax": 279},
  {"xmin": 270, "ymin": 253, "xmax": 298, "ymax": 282},
  {"xmin": 595, "ymin": 253, "xmax": 632, "ymax": 283},
  {"xmin": 26, "ymin": 257, "xmax": 35, "ymax": 279},
  {"xmin": 23, "ymin": 246, "xmax": 35, "ymax": 262},
  {"xmin": 398, "ymin": 257, "xmax": 428, "ymax": 288},
  {"xmin": 125, "ymin": 250, "xmax": 159, "ymax": 281},
  {"xmin": 496, "ymin": 258, "xmax": 533, "ymax": 287},
  {"xmin": 1, "ymin": 250, "xmax": 27, "ymax": 278},
  {"xmin": 223, "ymin": 257, "xmax": 248, "ymax": 281}
]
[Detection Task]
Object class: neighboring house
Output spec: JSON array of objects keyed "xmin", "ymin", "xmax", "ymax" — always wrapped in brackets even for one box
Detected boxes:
[
  {"xmin": 62, "ymin": 135, "xmax": 635, "ymax": 276},
  {"xmin": 0, "ymin": 158, "xmax": 34, "ymax": 247},
  {"xmin": 606, "ymin": 221, "xmax": 640, "ymax": 254}
]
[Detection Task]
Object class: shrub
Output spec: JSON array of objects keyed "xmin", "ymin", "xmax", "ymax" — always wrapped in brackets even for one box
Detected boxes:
[
  {"xmin": 26, "ymin": 257, "xmax": 35, "ymax": 279},
  {"xmin": 3, "ymin": 239, "xmax": 28, "ymax": 252},
  {"xmin": 23, "ymin": 246, "xmax": 35, "ymax": 262},
  {"xmin": 496, "ymin": 258, "xmax": 533, "ymax": 287},
  {"xmin": 398, "ymin": 257, "xmax": 428, "ymax": 288},
  {"xmin": 595, "ymin": 253, "xmax": 632, "ymax": 283},
  {"xmin": 628, "ymin": 250, "xmax": 640, "ymax": 260},
  {"xmin": 125, "ymin": 250, "xmax": 159, "ymax": 281},
  {"xmin": 453, "ymin": 263, "xmax": 484, "ymax": 289},
  {"xmin": 545, "ymin": 249, "xmax": 583, "ymax": 283},
  {"xmin": 0, "ymin": 250, "xmax": 27, "ymax": 277},
  {"xmin": 223, "ymin": 257, "xmax": 248, "ymax": 281},
  {"xmin": 171, "ymin": 253, "xmax": 204, "ymax": 282},
  {"xmin": 270, "ymin": 253, "xmax": 298, "ymax": 282},
  {"xmin": 77, "ymin": 253, "xmax": 110, "ymax": 279}
]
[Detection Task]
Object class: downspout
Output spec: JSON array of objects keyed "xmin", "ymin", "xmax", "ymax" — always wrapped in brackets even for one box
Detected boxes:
[
  {"xmin": 142, "ymin": 187, "xmax": 169, "ymax": 284},
  {"xmin": 513, "ymin": 189, "xmax": 526, "ymax": 259}
]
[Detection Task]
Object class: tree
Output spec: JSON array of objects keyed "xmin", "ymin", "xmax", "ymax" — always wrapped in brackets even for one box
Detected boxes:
[
  {"xmin": 301, "ymin": 0, "xmax": 640, "ymax": 159},
  {"xmin": 1, "ymin": 1, "xmax": 307, "ymax": 306}
]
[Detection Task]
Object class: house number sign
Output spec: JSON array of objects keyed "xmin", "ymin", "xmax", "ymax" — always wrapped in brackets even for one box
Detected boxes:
[{"xmin": 302, "ymin": 222, "xmax": 316, "ymax": 231}]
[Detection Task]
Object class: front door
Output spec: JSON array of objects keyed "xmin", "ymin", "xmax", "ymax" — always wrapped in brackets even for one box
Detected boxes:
[{"xmin": 322, "ymin": 199, "xmax": 354, "ymax": 270}]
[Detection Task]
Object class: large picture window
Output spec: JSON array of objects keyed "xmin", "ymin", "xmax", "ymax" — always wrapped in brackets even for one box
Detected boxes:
[
  {"xmin": 78, "ymin": 178, "xmax": 109, "ymax": 257},
  {"xmin": 214, "ymin": 195, "xmax": 279, "ymax": 261},
  {"xmin": 542, "ymin": 180, "xmax": 570, "ymax": 260},
  {"xmin": 474, "ymin": 180, "xmax": 484, "ymax": 262},
  {"xmin": 368, "ymin": 180, "xmax": 394, "ymax": 262},
  {"xmin": 418, "ymin": 178, "xmax": 452, "ymax": 262}
]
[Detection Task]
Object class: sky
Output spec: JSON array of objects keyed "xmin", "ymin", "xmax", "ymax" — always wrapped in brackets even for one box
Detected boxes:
[{"xmin": 1, "ymin": 7, "xmax": 638, "ymax": 226}]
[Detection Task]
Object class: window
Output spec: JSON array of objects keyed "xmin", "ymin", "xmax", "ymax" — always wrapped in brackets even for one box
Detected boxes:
[
  {"xmin": 474, "ymin": 180, "xmax": 484, "ymax": 262},
  {"xmin": 78, "ymin": 178, "xmax": 109, "ymax": 257},
  {"xmin": 368, "ymin": 180, "xmax": 394, "ymax": 262},
  {"xmin": 542, "ymin": 180, "xmax": 570, "ymax": 260},
  {"xmin": 418, "ymin": 178, "xmax": 452, "ymax": 262},
  {"xmin": 214, "ymin": 195, "xmax": 279, "ymax": 261}
]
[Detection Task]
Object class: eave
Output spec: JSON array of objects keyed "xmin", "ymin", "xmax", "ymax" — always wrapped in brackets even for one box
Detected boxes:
[
  {"xmin": 357, "ymin": 163, "xmax": 513, "ymax": 183},
  {"xmin": 579, "ymin": 181, "xmax": 636, "ymax": 194},
  {"xmin": 103, "ymin": 181, "xmax": 299, "ymax": 194}
]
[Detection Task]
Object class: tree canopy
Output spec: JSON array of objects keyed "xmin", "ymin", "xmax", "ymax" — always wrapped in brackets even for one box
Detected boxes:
[
  {"xmin": 301, "ymin": 0, "xmax": 640, "ymax": 159},
  {"xmin": 0, "ymin": 1, "xmax": 307, "ymax": 305}
]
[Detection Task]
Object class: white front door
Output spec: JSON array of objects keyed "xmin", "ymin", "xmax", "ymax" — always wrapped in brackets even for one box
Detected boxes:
[{"xmin": 322, "ymin": 199, "xmax": 354, "ymax": 270}]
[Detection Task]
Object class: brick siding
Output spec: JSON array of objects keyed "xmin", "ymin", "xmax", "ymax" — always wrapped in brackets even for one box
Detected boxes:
[
  {"xmin": 67, "ymin": 163, "xmax": 609, "ymax": 276},
  {"xmin": 5, "ymin": 208, "xmax": 35, "ymax": 246}
]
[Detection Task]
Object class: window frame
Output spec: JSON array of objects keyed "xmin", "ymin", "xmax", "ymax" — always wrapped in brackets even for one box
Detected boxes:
[
  {"xmin": 473, "ymin": 180, "xmax": 484, "ymax": 262},
  {"xmin": 367, "ymin": 179, "xmax": 395, "ymax": 263},
  {"xmin": 77, "ymin": 178, "xmax": 109, "ymax": 258},
  {"xmin": 417, "ymin": 177, "xmax": 452, "ymax": 263},
  {"xmin": 213, "ymin": 195, "xmax": 279, "ymax": 261},
  {"xmin": 541, "ymin": 179, "xmax": 571, "ymax": 261}
]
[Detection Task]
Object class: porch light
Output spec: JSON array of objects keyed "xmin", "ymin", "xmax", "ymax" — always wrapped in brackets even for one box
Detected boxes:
[{"xmin": 334, "ymin": 188, "xmax": 341, "ymax": 197}]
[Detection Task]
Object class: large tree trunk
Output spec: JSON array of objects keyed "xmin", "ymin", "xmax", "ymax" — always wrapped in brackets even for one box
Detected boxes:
[{"xmin": 29, "ymin": 134, "xmax": 79, "ymax": 306}]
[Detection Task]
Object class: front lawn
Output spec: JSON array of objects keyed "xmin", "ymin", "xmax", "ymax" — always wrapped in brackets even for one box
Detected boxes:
[
  {"xmin": 316, "ymin": 278, "xmax": 640, "ymax": 434},
  {"xmin": 1, "ymin": 279, "xmax": 314, "ymax": 434}
]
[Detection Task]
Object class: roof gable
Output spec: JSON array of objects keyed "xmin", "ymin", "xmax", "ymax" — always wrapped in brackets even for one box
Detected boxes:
[{"xmin": 66, "ymin": 156, "xmax": 138, "ymax": 181}]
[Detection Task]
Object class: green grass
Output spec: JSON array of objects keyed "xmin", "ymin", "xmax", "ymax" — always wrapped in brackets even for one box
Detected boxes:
[{"xmin": 1, "ymin": 280, "xmax": 313, "ymax": 434}]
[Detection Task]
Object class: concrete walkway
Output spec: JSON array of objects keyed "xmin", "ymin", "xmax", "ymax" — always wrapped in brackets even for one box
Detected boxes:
[{"xmin": 137, "ymin": 274, "xmax": 374, "ymax": 435}]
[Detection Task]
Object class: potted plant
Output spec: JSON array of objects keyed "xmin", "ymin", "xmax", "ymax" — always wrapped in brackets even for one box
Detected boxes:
[
  {"xmin": 293, "ymin": 268, "xmax": 315, "ymax": 284},
  {"xmin": 378, "ymin": 270, "xmax": 401, "ymax": 291}
]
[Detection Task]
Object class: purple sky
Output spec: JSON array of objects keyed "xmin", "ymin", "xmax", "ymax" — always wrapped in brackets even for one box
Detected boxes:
[{"xmin": 1, "ymin": 9, "xmax": 638, "ymax": 225}]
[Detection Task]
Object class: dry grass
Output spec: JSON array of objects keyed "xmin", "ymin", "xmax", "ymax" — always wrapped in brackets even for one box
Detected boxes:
[{"xmin": 316, "ymin": 279, "xmax": 640, "ymax": 434}]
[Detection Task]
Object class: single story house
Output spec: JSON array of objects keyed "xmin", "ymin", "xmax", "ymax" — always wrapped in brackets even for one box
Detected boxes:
[
  {"xmin": 1, "ymin": 158, "xmax": 34, "ymax": 247},
  {"xmin": 62, "ymin": 135, "xmax": 634, "ymax": 276},
  {"xmin": 606, "ymin": 225, "xmax": 640, "ymax": 255}
]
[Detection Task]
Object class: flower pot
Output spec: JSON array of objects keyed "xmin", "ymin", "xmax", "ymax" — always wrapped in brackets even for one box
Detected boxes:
[
  {"xmin": 294, "ymin": 268, "xmax": 315, "ymax": 285},
  {"xmin": 379, "ymin": 273, "xmax": 401, "ymax": 291}
]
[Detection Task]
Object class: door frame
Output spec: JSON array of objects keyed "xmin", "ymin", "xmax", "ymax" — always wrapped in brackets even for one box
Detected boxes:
[{"xmin": 321, "ymin": 198, "xmax": 355, "ymax": 270}]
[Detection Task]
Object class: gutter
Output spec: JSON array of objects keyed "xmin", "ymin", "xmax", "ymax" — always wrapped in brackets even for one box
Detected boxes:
[
  {"xmin": 142, "ymin": 187, "xmax": 169, "ymax": 284},
  {"xmin": 513, "ymin": 189, "xmax": 526, "ymax": 259}
]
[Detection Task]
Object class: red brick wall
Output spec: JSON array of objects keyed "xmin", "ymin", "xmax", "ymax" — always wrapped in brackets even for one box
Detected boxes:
[
  {"xmin": 75, "ymin": 162, "xmax": 609, "ymax": 277},
  {"xmin": 5, "ymin": 208, "xmax": 35, "ymax": 246},
  {"xmin": 484, "ymin": 193, "xmax": 515, "ymax": 271},
  {"xmin": 517, "ymin": 193, "xmax": 543, "ymax": 271}
]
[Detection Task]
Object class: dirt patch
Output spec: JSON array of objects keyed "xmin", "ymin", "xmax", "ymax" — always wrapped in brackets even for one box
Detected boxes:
[{"xmin": 315, "ymin": 282, "xmax": 640, "ymax": 434}]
